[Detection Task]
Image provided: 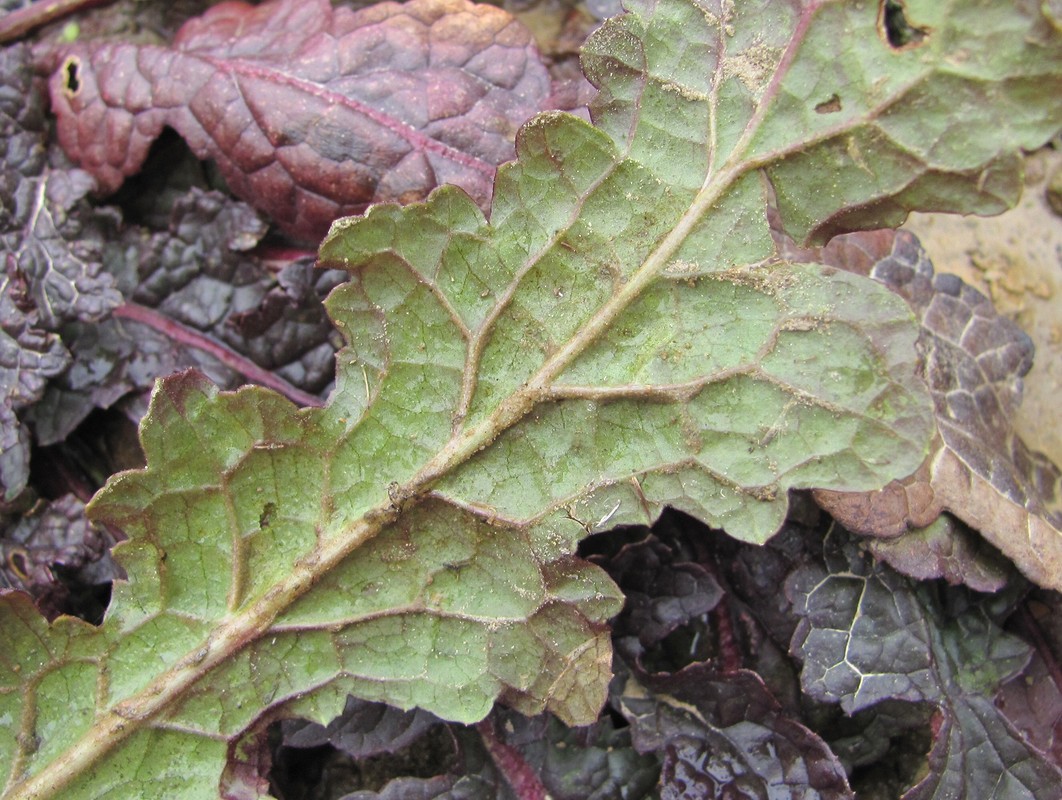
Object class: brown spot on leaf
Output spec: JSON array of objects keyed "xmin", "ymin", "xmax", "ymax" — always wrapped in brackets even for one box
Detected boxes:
[{"xmin": 815, "ymin": 94, "xmax": 842, "ymax": 114}]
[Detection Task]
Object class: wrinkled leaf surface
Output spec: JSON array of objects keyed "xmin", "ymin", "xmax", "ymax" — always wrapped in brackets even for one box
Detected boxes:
[
  {"xmin": 788, "ymin": 526, "xmax": 1062, "ymax": 799},
  {"xmin": 0, "ymin": 43, "xmax": 120, "ymax": 499},
  {"xmin": 5, "ymin": 0, "xmax": 1062, "ymax": 797},
  {"xmin": 46, "ymin": 0, "xmax": 551, "ymax": 241},
  {"xmin": 617, "ymin": 664, "xmax": 853, "ymax": 799}
]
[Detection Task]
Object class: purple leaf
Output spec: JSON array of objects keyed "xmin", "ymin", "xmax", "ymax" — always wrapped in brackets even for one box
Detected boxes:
[
  {"xmin": 46, "ymin": 0, "xmax": 552, "ymax": 242},
  {"xmin": 0, "ymin": 42, "xmax": 117, "ymax": 498},
  {"xmin": 591, "ymin": 528, "xmax": 723, "ymax": 670},
  {"xmin": 496, "ymin": 711, "xmax": 658, "ymax": 800},
  {"xmin": 0, "ymin": 494, "xmax": 120, "ymax": 620},
  {"xmin": 618, "ymin": 663, "xmax": 853, "ymax": 800},
  {"xmin": 787, "ymin": 526, "xmax": 1062, "ymax": 798},
  {"xmin": 282, "ymin": 696, "xmax": 441, "ymax": 760}
]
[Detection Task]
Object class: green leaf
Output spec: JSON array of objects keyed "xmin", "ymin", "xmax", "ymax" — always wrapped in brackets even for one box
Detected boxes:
[{"xmin": 4, "ymin": 0, "xmax": 1060, "ymax": 797}]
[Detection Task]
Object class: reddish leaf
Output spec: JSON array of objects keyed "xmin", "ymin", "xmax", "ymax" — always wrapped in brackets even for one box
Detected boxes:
[{"xmin": 46, "ymin": 0, "xmax": 551, "ymax": 242}]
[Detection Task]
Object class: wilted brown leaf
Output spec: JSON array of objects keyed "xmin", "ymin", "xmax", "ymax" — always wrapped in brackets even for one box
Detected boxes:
[
  {"xmin": 45, "ymin": 0, "xmax": 551, "ymax": 242},
  {"xmin": 776, "ymin": 226, "xmax": 1062, "ymax": 591},
  {"xmin": 865, "ymin": 514, "xmax": 1011, "ymax": 593}
]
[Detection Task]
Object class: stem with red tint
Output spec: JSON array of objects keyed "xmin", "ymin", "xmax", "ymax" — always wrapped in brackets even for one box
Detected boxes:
[
  {"xmin": 0, "ymin": 0, "xmax": 115, "ymax": 44},
  {"xmin": 112, "ymin": 302, "xmax": 324, "ymax": 409},
  {"xmin": 476, "ymin": 719, "xmax": 549, "ymax": 800}
]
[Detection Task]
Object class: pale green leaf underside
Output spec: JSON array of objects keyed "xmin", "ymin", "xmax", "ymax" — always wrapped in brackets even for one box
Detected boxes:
[{"xmin": 4, "ymin": 0, "xmax": 1060, "ymax": 797}]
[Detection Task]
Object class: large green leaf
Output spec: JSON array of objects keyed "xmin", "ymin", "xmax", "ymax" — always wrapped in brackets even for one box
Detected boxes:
[{"xmin": 3, "ymin": 0, "xmax": 1060, "ymax": 797}]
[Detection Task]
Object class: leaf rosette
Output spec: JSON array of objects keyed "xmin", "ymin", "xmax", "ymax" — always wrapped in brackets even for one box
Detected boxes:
[{"xmin": 4, "ymin": 0, "xmax": 1061, "ymax": 797}]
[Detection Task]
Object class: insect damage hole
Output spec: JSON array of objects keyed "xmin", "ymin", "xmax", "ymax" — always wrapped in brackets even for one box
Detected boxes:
[
  {"xmin": 879, "ymin": 0, "xmax": 929, "ymax": 49},
  {"xmin": 61, "ymin": 55, "xmax": 82, "ymax": 97},
  {"xmin": 815, "ymin": 94, "xmax": 842, "ymax": 114}
]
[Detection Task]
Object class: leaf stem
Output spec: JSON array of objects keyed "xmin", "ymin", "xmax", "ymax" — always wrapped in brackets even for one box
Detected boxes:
[
  {"xmin": 0, "ymin": 0, "xmax": 114, "ymax": 44},
  {"xmin": 476, "ymin": 719, "xmax": 550, "ymax": 800},
  {"xmin": 111, "ymin": 302, "xmax": 324, "ymax": 409}
]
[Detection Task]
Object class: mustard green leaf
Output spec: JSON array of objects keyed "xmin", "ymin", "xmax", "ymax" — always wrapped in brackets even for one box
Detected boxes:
[{"xmin": 4, "ymin": 0, "xmax": 1061, "ymax": 797}]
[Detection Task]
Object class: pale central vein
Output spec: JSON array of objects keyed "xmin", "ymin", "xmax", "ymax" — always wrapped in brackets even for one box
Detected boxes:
[{"xmin": 11, "ymin": 10, "xmax": 828, "ymax": 800}]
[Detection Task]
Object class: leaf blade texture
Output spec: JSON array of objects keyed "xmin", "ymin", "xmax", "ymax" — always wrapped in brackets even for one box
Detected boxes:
[
  {"xmin": 617, "ymin": 665, "xmax": 853, "ymax": 799},
  {"xmin": 783, "ymin": 227, "xmax": 1062, "ymax": 592},
  {"xmin": 46, "ymin": 0, "xmax": 552, "ymax": 242},
  {"xmin": 1, "ymin": 43, "xmax": 121, "ymax": 499},
  {"xmin": 5, "ymin": 0, "xmax": 1062, "ymax": 797},
  {"xmin": 787, "ymin": 526, "xmax": 1062, "ymax": 799}
]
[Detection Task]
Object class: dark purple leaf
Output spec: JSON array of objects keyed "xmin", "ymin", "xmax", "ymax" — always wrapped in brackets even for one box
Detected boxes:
[
  {"xmin": 282, "ymin": 696, "xmax": 441, "ymax": 760},
  {"xmin": 0, "ymin": 42, "xmax": 120, "ymax": 330},
  {"xmin": 995, "ymin": 594, "xmax": 1062, "ymax": 769},
  {"xmin": 592, "ymin": 528, "xmax": 723, "ymax": 670},
  {"xmin": 0, "ymin": 403, "xmax": 32, "ymax": 502},
  {"xmin": 787, "ymin": 526, "xmax": 1062, "ymax": 798},
  {"xmin": 494, "ymin": 711, "xmax": 658, "ymax": 800},
  {"xmin": 125, "ymin": 189, "xmax": 339, "ymax": 392},
  {"xmin": 4, "ymin": 168, "xmax": 121, "ymax": 327},
  {"xmin": 700, "ymin": 498, "xmax": 825, "ymax": 659},
  {"xmin": 996, "ymin": 654, "xmax": 1062, "ymax": 775},
  {"xmin": 0, "ymin": 313, "xmax": 69, "ymax": 497},
  {"xmin": 820, "ymin": 700, "xmax": 933, "ymax": 779},
  {"xmin": 338, "ymin": 775, "xmax": 459, "ymax": 800},
  {"xmin": 0, "ymin": 42, "xmax": 117, "ymax": 498},
  {"xmin": 0, "ymin": 40, "xmax": 46, "ymax": 182},
  {"xmin": 617, "ymin": 663, "xmax": 853, "ymax": 800},
  {"xmin": 27, "ymin": 188, "xmax": 339, "ymax": 443},
  {"xmin": 0, "ymin": 493, "xmax": 119, "ymax": 619},
  {"xmin": 271, "ymin": 721, "xmax": 498, "ymax": 800}
]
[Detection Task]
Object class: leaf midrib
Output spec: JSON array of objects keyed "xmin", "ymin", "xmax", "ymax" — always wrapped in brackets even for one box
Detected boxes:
[
  {"xmin": 201, "ymin": 52, "xmax": 498, "ymax": 177},
  {"xmin": 13, "ymin": 5, "xmax": 929, "ymax": 796},
  {"xmin": 8, "ymin": 123, "xmax": 753, "ymax": 800}
]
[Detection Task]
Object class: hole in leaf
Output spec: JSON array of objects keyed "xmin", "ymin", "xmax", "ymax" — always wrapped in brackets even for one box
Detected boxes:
[
  {"xmin": 7, "ymin": 549, "xmax": 31, "ymax": 581},
  {"xmin": 879, "ymin": 0, "xmax": 929, "ymax": 49},
  {"xmin": 815, "ymin": 94, "xmax": 843, "ymax": 114},
  {"xmin": 259, "ymin": 502, "xmax": 277, "ymax": 529},
  {"xmin": 61, "ymin": 56, "xmax": 82, "ymax": 96}
]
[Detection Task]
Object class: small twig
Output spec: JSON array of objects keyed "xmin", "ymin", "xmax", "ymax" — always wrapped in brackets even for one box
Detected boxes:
[
  {"xmin": 712, "ymin": 595, "xmax": 743, "ymax": 673},
  {"xmin": 476, "ymin": 719, "xmax": 550, "ymax": 800},
  {"xmin": 254, "ymin": 244, "xmax": 318, "ymax": 270},
  {"xmin": 0, "ymin": 0, "xmax": 115, "ymax": 44},
  {"xmin": 112, "ymin": 302, "xmax": 324, "ymax": 409}
]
